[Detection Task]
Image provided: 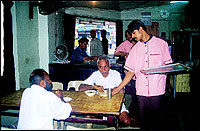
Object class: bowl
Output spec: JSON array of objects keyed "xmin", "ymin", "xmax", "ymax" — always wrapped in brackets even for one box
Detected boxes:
[{"xmin": 85, "ymin": 90, "xmax": 96, "ymax": 96}]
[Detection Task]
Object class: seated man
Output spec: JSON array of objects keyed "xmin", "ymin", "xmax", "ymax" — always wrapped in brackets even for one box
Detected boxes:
[
  {"xmin": 79, "ymin": 56, "xmax": 131, "ymax": 126},
  {"xmin": 71, "ymin": 37, "xmax": 97, "ymax": 64},
  {"xmin": 17, "ymin": 69, "xmax": 72, "ymax": 129}
]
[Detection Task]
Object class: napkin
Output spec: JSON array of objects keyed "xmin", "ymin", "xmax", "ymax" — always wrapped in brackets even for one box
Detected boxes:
[{"xmin": 63, "ymin": 97, "xmax": 72, "ymax": 102}]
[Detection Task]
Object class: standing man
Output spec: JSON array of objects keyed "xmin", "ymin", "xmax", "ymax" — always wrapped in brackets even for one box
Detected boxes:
[
  {"xmin": 112, "ymin": 20, "xmax": 172, "ymax": 130},
  {"xmin": 17, "ymin": 69, "xmax": 72, "ymax": 129},
  {"xmin": 90, "ymin": 30, "xmax": 104, "ymax": 57},
  {"xmin": 101, "ymin": 29, "xmax": 108, "ymax": 55}
]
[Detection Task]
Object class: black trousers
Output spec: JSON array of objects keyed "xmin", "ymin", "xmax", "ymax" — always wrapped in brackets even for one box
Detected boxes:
[{"xmin": 137, "ymin": 95, "xmax": 166, "ymax": 131}]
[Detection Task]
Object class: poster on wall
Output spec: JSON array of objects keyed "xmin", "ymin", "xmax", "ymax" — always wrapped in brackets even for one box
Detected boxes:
[{"xmin": 141, "ymin": 12, "xmax": 152, "ymax": 25}]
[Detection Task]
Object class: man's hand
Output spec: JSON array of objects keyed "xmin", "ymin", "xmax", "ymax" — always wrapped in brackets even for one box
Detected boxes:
[
  {"xmin": 55, "ymin": 89, "xmax": 63, "ymax": 98},
  {"xmin": 93, "ymin": 85, "xmax": 104, "ymax": 92},
  {"xmin": 112, "ymin": 87, "xmax": 121, "ymax": 95}
]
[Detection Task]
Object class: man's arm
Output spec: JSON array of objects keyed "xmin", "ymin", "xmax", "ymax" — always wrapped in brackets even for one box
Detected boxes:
[
  {"xmin": 79, "ymin": 84, "xmax": 104, "ymax": 92},
  {"xmin": 112, "ymin": 71, "xmax": 135, "ymax": 95},
  {"xmin": 79, "ymin": 84, "xmax": 93, "ymax": 91}
]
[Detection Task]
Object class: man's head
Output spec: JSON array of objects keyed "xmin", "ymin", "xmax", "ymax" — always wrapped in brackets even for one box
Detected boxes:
[
  {"xmin": 127, "ymin": 20, "xmax": 147, "ymax": 42},
  {"xmin": 79, "ymin": 37, "xmax": 89, "ymax": 50},
  {"xmin": 90, "ymin": 30, "xmax": 96, "ymax": 39},
  {"xmin": 29, "ymin": 69, "xmax": 53, "ymax": 91},
  {"xmin": 97, "ymin": 56, "xmax": 111, "ymax": 78},
  {"xmin": 101, "ymin": 30, "xmax": 106, "ymax": 38},
  {"xmin": 125, "ymin": 30, "xmax": 132, "ymax": 42}
]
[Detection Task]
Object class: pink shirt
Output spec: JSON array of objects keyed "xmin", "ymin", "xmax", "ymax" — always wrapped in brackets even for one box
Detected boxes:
[
  {"xmin": 124, "ymin": 36, "xmax": 172, "ymax": 96},
  {"xmin": 115, "ymin": 40, "xmax": 133, "ymax": 59}
]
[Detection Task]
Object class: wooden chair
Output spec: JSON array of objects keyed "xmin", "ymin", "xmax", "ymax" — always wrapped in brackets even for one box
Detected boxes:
[
  {"xmin": 67, "ymin": 80, "xmax": 83, "ymax": 91},
  {"xmin": 52, "ymin": 82, "xmax": 63, "ymax": 90}
]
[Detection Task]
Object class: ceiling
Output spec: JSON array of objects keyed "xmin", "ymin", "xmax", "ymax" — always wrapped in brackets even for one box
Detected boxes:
[
  {"xmin": 62, "ymin": 1, "xmax": 170, "ymax": 11},
  {"xmin": 39, "ymin": 1, "xmax": 171, "ymax": 14}
]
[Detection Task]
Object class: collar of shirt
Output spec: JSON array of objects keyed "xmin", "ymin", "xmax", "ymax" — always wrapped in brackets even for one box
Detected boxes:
[
  {"xmin": 144, "ymin": 34, "xmax": 153, "ymax": 44},
  {"xmin": 31, "ymin": 84, "xmax": 47, "ymax": 92}
]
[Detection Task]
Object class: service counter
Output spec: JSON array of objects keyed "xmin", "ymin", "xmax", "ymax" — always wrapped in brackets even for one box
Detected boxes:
[{"xmin": 49, "ymin": 63, "xmax": 125, "ymax": 90}]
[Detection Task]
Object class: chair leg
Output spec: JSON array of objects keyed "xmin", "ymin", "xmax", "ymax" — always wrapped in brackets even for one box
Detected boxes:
[
  {"xmin": 53, "ymin": 120, "xmax": 58, "ymax": 129},
  {"xmin": 86, "ymin": 123, "xmax": 92, "ymax": 129},
  {"xmin": 61, "ymin": 121, "xmax": 65, "ymax": 130}
]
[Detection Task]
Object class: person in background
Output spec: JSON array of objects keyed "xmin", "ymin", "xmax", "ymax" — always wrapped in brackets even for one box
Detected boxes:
[
  {"xmin": 114, "ymin": 30, "xmax": 136, "ymax": 59},
  {"xmin": 90, "ymin": 30, "xmax": 104, "ymax": 57},
  {"xmin": 79, "ymin": 56, "xmax": 132, "ymax": 126},
  {"xmin": 101, "ymin": 29, "xmax": 108, "ymax": 55},
  {"xmin": 17, "ymin": 69, "xmax": 72, "ymax": 129},
  {"xmin": 71, "ymin": 37, "xmax": 97, "ymax": 64},
  {"xmin": 114, "ymin": 29, "xmax": 139, "ymax": 125},
  {"xmin": 112, "ymin": 20, "xmax": 172, "ymax": 131}
]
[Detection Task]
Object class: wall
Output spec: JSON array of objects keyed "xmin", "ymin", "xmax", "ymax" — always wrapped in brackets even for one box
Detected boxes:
[
  {"xmin": 48, "ymin": 12, "xmax": 65, "ymax": 62},
  {"xmin": 12, "ymin": 1, "xmax": 49, "ymax": 89},
  {"xmin": 121, "ymin": 3, "xmax": 188, "ymax": 40}
]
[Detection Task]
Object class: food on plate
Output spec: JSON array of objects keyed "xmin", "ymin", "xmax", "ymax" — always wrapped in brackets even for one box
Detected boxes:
[{"xmin": 85, "ymin": 90, "xmax": 96, "ymax": 96}]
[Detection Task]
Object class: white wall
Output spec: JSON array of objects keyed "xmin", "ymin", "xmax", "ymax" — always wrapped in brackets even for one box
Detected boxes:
[
  {"xmin": 121, "ymin": 3, "xmax": 188, "ymax": 40},
  {"xmin": 38, "ymin": 14, "xmax": 49, "ymax": 73}
]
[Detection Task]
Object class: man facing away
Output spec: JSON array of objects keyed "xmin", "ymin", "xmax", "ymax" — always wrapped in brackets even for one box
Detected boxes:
[
  {"xmin": 79, "ymin": 55, "xmax": 132, "ymax": 126},
  {"xmin": 90, "ymin": 30, "xmax": 104, "ymax": 57},
  {"xmin": 112, "ymin": 20, "xmax": 172, "ymax": 131},
  {"xmin": 17, "ymin": 69, "xmax": 72, "ymax": 129}
]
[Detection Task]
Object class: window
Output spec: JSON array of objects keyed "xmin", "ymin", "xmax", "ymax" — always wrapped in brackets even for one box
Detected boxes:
[{"xmin": 74, "ymin": 17, "xmax": 116, "ymax": 55}]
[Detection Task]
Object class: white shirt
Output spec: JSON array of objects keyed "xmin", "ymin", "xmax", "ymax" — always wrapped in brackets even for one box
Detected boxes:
[
  {"xmin": 83, "ymin": 69, "xmax": 128, "ymax": 113},
  {"xmin": 17, "ymin": 85, "xmax": 72, "ymax": 130},
  {"xmin": 90, "ymin": 38, "xmax": 104, "ymax": 56}
]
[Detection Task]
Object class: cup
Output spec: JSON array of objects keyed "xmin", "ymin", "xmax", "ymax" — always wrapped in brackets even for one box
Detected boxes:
[{"xmin": 107, "ymin": 88, "xmax": 112, "ymax": 99}]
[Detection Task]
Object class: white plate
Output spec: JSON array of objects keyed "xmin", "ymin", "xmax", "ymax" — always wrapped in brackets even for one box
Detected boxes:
[
  {"xmin": 85, "ymin": 90, "xmax": 96, "ymax": 96},
  {"xmin": 63, "ymin": 97, "xmax": 72, "ymax": 102}
]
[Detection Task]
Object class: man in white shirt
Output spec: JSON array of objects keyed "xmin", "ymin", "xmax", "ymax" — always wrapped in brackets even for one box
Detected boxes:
[
  {"xmin": 90, "ymin": 30, "xmax": 104, "ymax": 56},
  {"xmin": 79, "ymin": 56, "xmax": 131, "ymax": 126},
  {"xmin": 17, "ymin": 69, "xmax": 72, "ymax": 129}
]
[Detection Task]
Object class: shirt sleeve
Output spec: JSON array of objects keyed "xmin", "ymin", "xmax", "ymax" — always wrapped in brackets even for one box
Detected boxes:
[
  {"xmin": 82, "ymin": 72, "xmax": 97, "ymax": 85},
  {"xmin": 115, "ymin": 41, "xmax": 128, "ymax": 54},
  {"xmin": 124, "ymin": 47, "xmax": 135, "ymax": 73},
  {"xmin": 162, "ymin": 41, "xmax": 173, "ymax": 65},
  {"xmin": 49, "ymin": 93, "xmax": 72, "ymax": 120}
]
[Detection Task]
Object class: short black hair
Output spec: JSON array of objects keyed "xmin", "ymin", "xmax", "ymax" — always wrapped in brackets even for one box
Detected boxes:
[
  {"xmin": 78, "ymin": 37, "xmax": 89, "ymax": 44},
  {"xmin": 125, "ymin": 30, "xmax": 132, "ymax": 38},
  {"xmin": 127, "ymin": 20, "xmax": 146, "ymax": 32},
  {"xmin": 29, "ymin": 69, "xmax": 47, "ymax": 86}
]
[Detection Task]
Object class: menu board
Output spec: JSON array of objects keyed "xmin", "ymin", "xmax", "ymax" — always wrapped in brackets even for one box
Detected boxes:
[{"xmin": 141, "ymin": 63, "xmax": 192, "ymax": 75}]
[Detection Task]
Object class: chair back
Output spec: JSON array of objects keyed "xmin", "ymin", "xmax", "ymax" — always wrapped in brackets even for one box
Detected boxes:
[
  {"xmin": 52, "ymin": 82, "xmax": 63, "ymax": 90},
  {"xmin": 67, "ymin": 80, "xmax": 83, "ymax": 91}
]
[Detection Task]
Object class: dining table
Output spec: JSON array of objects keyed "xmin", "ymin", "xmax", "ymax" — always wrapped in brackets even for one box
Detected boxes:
[{"xmin": 1, "ymin": 88, "xmax": 124, "ymax": 129}]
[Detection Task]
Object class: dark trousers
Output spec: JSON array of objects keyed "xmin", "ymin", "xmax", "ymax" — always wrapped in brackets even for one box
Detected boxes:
[{"xmin": 137, "ymin": 95, "xmax": 166, "ymax": 131}]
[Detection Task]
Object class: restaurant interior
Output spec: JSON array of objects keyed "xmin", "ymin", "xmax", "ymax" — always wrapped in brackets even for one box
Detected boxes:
[{"xmin": 1, "ymin": 1, "xmax": 200, "ymax": 130}]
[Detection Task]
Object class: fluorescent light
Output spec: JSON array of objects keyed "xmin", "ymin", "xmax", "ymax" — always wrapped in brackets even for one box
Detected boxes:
[{"xmin": 170, "ymin": 1, "xmax": 189, "ymax": 4}]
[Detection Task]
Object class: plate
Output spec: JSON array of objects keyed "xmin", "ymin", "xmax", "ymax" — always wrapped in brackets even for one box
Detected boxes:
[{"xmin": 85, "ymin": 90, "xmax": 96, "ymax": 96}]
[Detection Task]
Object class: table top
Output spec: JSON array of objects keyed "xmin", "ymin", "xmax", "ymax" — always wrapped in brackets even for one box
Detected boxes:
[
  {"xmin": 1, "ymin": 89, "xmax": 124, "ymax": 116},
  {"xmin": 62, "ymin": 91, "xmax": 124, "ymax": 116}
]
